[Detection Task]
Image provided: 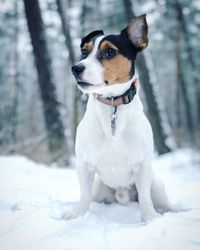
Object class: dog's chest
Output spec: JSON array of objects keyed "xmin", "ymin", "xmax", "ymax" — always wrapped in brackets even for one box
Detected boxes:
[
  {"xmin": 76, "ymin": 95, "xmax": 153, "ymax": 188},
  {"xmin": 95, "ymin": 138, "xmax": 141, "ymax": 188}
]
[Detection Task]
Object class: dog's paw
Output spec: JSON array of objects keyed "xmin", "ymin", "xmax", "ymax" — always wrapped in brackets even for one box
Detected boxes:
[
  {"xmin": 63, "ymin": 207, "xmax": 88, "ymax": 220},
  {"xmin": 157, "ymin": 203, "xmax": 175, "ymax": 214},
  {"xmin": 169, "ymin": 202, "xmax": 191, "ymax": 213},
  {"xmin": 141, "ymin": 210, "xmax": 161, "ymax": 222},
  {"xmin": 63, "ymin": 211, "xmax": 79, "ymax": 220}
]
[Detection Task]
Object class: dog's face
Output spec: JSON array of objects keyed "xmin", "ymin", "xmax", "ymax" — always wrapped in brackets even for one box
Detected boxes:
[{"xmin": 72, "ymin": 15, "xmax": 148, "ymax": 97}]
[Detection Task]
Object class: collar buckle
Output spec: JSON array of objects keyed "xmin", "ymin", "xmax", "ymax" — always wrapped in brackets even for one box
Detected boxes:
[{"xmin": 110, "ymin": 97, "xmax": 117, "ymax": 136}]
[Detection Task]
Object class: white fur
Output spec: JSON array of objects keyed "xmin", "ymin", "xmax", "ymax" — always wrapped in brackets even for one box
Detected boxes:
[
  {"xmin": 77, "ymin": 36, "xmax": 106, "ymax": 92},
  {"xmin": 77, "ymin": 36, "xmax": 136, "ymax": 98},
  {"xmin": 64, "ymin": 37, "xmax": 173, "ymax": 222}
]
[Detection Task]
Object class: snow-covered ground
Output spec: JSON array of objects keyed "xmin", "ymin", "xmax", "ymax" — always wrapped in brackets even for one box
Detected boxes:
[{"xmin": 0, "ymin": 149, "xmax": 200, "ymax": 250}]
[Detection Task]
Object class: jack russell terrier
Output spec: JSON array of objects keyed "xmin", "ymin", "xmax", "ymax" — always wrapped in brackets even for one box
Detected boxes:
[{"xmin": 66, "ymin": 14, "xmax": 173, "ymax": 222}]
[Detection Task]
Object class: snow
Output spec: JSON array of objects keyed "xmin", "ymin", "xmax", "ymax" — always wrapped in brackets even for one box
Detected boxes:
[{"xmin": 0, "ymin": 149, "xmax": 200, "ymax": 250}]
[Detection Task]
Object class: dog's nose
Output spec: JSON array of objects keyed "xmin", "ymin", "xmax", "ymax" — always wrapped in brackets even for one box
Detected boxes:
[{"xmin": 71, "ymin": 64, "xmax": 85, "ymax": 77}]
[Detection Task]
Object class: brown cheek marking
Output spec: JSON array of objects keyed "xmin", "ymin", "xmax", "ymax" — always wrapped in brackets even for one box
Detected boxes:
[
  {"xmin": 86, "ymin": 41, "xmax": 93, "ymax": 52},
  {"xmin": 101, "ymin": 54, "xmax": 132, "ymax": 85},
  {"xmin": 83, "ymin": 41, "xmax": 93, "ymax": 53}
]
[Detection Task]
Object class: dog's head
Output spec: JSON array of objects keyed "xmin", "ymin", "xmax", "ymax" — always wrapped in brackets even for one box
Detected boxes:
[{"xmin": 72, "ymin": 15, "xmax": 148, "ymax": 97}]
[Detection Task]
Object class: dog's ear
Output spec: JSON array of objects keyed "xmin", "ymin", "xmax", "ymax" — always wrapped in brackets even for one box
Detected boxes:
[
  {"xmin": 80, "ymin": 30, "xmax": 104, "ymax": 48},
  {"xmin": 121, "ymin": 14, "xmax": 148, "ymax": 50}
]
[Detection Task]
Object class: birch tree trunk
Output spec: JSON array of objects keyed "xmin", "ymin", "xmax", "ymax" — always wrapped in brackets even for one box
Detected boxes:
[
  {"xmin": 56, "ymin": 0, "xmax": 79, "ymax": 144},
  {"xmin": 23, "ymin": 0, "xmax": 67, "ymax": 163},
  {"xmin": 11, "ymin": 0, "xmax": 20, "ymax": 143},
  {"xmin": 174, "ymin": 0, "xmax": 200, "ymax": 122},
  {"xmin": 175, "ymin": 9, "xmax": 194, "ymax": 139},
  {"xmin": 123, "ymin": 0, "xmax": 174, "ymax": 154}
]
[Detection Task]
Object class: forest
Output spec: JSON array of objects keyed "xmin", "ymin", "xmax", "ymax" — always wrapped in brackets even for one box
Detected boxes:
[
  {"xmin": 0, "ymin": 0, "xmax": 200, "ymax": 165},
  {"xmin": 0, "ymin": 1, "xmax": 200, "ymax": 249}
]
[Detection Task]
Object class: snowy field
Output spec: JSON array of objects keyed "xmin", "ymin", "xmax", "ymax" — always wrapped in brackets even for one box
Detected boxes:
[{"xmin": 0, "ymin": 149, "xmax": 200, "ymax": 250}]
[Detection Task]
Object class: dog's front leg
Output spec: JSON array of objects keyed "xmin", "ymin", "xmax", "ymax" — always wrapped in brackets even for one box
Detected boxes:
[
  {"xmin": 135, "ymin": 162, "xmax": 160, "ymax": 222},
  {"xmin": 64, "ymin": 161, "xmax": 95, "ymax": 220}
]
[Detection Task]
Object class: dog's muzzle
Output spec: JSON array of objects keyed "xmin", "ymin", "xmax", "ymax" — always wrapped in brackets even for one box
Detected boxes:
[
  {"xmin": 71, "ymin": 63, "xmax": 85, "ymax": 79},
  {"xmin": 71, "ymin": 64, "xmax": 94, "ymax": 88}
]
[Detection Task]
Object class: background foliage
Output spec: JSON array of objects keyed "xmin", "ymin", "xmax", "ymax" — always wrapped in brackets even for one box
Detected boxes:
[{"xmin": 0, "ymin": 0, "xmax": 199, "ymax": 165}]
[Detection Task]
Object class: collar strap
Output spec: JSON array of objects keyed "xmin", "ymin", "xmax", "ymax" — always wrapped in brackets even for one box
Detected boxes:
[{"xmin": 96, "ymin": 79, "xmax": 137, "ymax": 106}]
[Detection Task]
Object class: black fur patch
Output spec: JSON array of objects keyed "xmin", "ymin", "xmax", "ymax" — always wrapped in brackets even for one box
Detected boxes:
[
  {"xmin": 80, "ymin": 30, "xmax": 104, "ymax": 48},
  {"xmin": 99, "ymin": 34, "xmax": 138, "ymax": 61},
  {"xmin": 99, "ymin": 34, "xmax": 138, "ymax": 78}
]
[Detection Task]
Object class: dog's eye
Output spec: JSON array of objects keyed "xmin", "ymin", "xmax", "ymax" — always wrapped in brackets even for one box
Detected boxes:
[
  {"xmin": 81, "ymin": 49, "xmax": 88, "ymax": 59},
  {"xmin": 104, "ymin": 48, "xmax": 117, "ymax": 58}
]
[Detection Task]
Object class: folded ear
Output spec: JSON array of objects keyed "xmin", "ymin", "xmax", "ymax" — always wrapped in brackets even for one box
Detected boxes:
[
  {"xmin": 121, "ymin": 14, "xmax": 148, "ymax": 50},
  {"xmin": 80, "ymin": 30, "xmax": 104, "ymax": 48}
]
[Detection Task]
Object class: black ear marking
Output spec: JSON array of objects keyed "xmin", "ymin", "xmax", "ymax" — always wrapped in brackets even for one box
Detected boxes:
[
  {"xmin": 121, "ymin": 14, "xmax": 148, "ymax": 51},
  {"xmin": 80, "ymin": 30, "xmax": 104, "ymax": 48}
]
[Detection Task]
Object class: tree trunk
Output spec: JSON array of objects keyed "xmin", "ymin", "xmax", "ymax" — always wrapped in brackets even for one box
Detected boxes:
[
  {"xmin": 23, "ymin": 0, "xmax": 67, "ymax": 163},
  {"xmin": 123, "ymin": 0, "xmax": 174, "ymax": 154},
  {"xmin": 11, "ymin": 0, "xmax": 20, "ymax": 144},
  {"xmin": 174, "ymin": 0, "xmax": 195, "ymax": 136},
  {"xmin": 174, "ymin": 0, "xmax": 200, "ymax": 120},
  {"xmin": 175, "ymin": 16, "xmax": 194, "ymax": 137},
  {"xmin": 56, "ymin": 0, "xmax": 79, "ymax": 144},
  {"xmin": 80, "ymin": 0, "xmax": 87, "ymax": 36},
  {"xmin": 175, "ymin": 19, "xmax": 181, "ymax": 140},
  {"xmin": 56, "ymin": 0, "xmax": 75, "ymax": 64}
]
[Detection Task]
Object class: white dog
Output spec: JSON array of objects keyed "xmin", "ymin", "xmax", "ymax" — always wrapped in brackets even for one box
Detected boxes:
[{"xmin": 66, "ymin": 14, "xmax": 173, "ymax": 222}]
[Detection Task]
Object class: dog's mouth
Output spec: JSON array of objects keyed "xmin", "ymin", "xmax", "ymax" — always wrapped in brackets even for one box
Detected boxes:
[
  {"xmin": 77, "ymin": 81, "xmax": 107, "ymax": 94},
  {"xmin": 77, "ymin": 81, "xmax": 94, "ymax": 87}
]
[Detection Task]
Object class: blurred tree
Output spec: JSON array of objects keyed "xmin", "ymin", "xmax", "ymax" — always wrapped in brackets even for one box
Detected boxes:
[
  {"xmin": 0, "ymin": 0, "xmax": 199, "ymax": 163},
  {"xmin": 174, "ymin": 0, "xmax": 194, "ymax": 138},
  {"xmin": 164, "ymin": 0, "xmax": 198, "ymax": 143},
  {"xmin": 23, "ymin": 0, "xmax": 67, "ymax": 163},
  {"xmin": 0, "ymin": 1, "xmax": 19, "ymax": 151},
  {"xmin": 123, "ymin": 0, "xmax": 174, "ymax": 154},
  {"xmin": 56, "ymin": 0, "xmax": 78, "ymax": 143},
  {"xmin": 56, "ymin": 0, "xmax": 75, "ymax": 64},
  {"xmin": 175, "ymin": 0, "xmax": 200, "ymax": 122},
  {"xmin": 11, "ymin": 0, "xmax": 20, "ymax": 143}
]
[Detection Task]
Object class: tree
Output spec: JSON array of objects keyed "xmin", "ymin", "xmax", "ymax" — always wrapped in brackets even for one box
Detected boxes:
[
  {"xmin": 11, "ymin": 0, "xmax": 20, "ymax": 143},
  {"xmin": 174, "ymin": 0, "xmax": 194, "ymax": 137},
  {"xmin": 23, "ymin": 0, "xmax": 67, "ymax": 163},
  {"xmin": 56, "ymin": 0, "xmax": 75, "ymax": 64},
  {"xmin": 56, "ymin": 0, "xmax": 77, "ymax": 142},
  {"xmin": 174, "ymin": 0, "xmax": 200, "ymax": 122},
  {"xmin": 164, "ymin": 0, "xmax": 196, "ymax": 142},
  {"xmin": 56, "ymin": 0, "xmax": 86, "ymax": 146},
  {"xmin": 123, "ymin": 0, "xmax": 175, "ymax": 154}
]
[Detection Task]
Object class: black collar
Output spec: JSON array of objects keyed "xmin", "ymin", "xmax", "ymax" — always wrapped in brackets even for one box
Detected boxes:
[{"xmin": 96, "ymin": 79, "xmax": 137, "ymax": 106}]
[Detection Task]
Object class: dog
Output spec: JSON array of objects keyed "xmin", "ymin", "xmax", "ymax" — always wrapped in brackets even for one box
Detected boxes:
[{"xmin": 66, "ymin": 14, "xmax": 173, "ymax": 222}]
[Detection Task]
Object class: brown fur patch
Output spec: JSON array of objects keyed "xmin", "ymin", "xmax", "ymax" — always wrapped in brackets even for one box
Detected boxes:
[
  {"xmin": 99, "ymin": 40, "xmax": 131, "ymax": 84},
  {"xmin": 83, "ymin": 41, "xmax": 93, "ymax": 53},
  {"xmin": 101, "ymin": 55, "xmax": 131, "ymax": 85}
]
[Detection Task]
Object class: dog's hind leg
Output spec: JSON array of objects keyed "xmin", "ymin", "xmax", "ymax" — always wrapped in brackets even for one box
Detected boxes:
[
  {"xmin": 92, "ymin": 175, "xmax": 115, "ymax": 204},
  {"xmin": 151, "ymin": 178, "xmax": 174, "ymax": 213}
]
